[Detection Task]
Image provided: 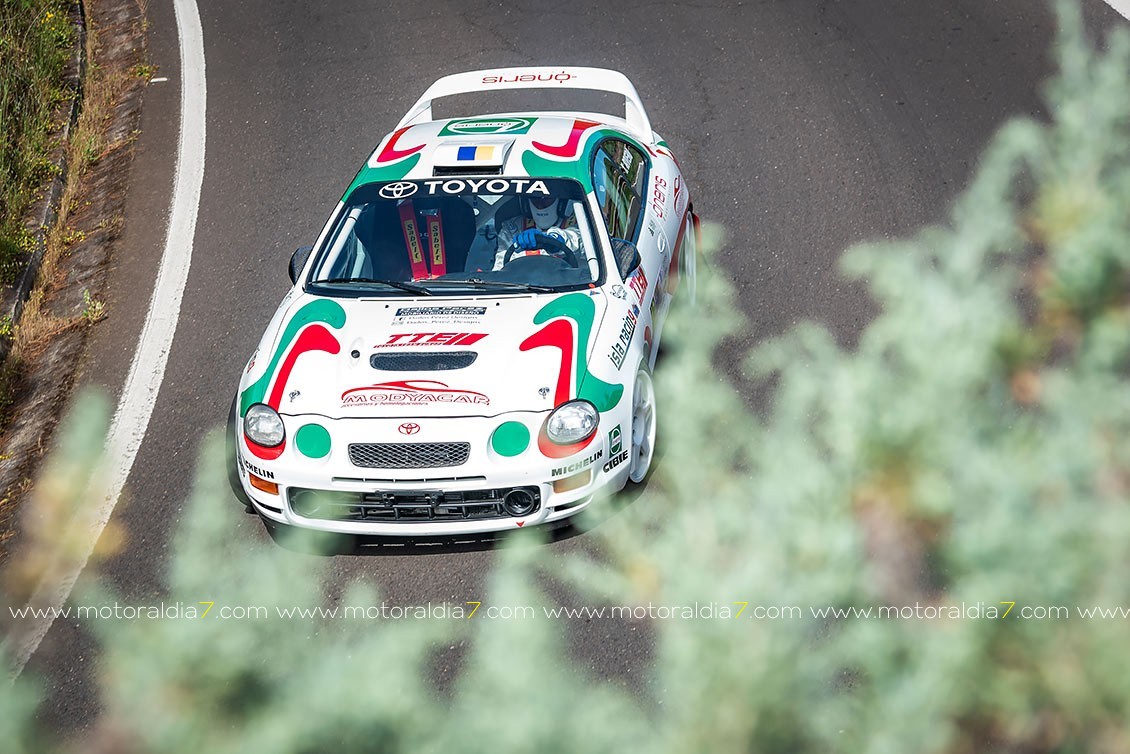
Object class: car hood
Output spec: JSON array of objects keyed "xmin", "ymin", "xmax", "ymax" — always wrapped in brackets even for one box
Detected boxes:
[{"xmin": 263, "ymin": 294, "xmax": 608, "ymax": 419}]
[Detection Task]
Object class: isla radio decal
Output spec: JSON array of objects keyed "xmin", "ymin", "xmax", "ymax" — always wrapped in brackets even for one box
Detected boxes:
[
  {"xmin": 239, "ymin": 299, "xmax": 345, "ymax": 460},
  {"xmin": 341, "ymin": 380, "xmax": 489, "ymax": 407},
  {"xmin": 608, "ymin": 305, "xmax": 640, "ymax": 370},
  {"xmin": 520, "ymin": 294, "xmax": 623, "ymax": 459}
]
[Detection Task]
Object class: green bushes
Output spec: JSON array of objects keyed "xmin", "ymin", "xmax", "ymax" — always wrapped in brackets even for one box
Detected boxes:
[{"xmin": 0, "ymin": 0, "xmax": 74, "ymax": 281}]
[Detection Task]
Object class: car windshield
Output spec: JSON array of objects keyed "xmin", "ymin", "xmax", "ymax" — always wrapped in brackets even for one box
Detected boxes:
[{"xmin": 307, "ymin": 178, "xmax": 601, "ymax": 295}]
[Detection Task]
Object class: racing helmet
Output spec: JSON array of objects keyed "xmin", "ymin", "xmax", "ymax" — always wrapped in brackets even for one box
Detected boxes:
[{"xmin": 528, "ymin": 194, "xmax": 561, "ymax": 230}]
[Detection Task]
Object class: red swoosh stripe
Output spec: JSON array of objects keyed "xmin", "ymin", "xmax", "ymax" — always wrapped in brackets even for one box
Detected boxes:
[
  {"xmin": 375, "ymin": 126, "xmax": 426, "ymax": 163},
  {"xmin": 531, "ymin": 119, "xmax": 600, "ymax": 158},
  {"xmin": 267, "ymin": 324, "xmax": 341, "ymax": 409},
  {"xmin": 520, "ymin": 318, "xmax": 574, "ymax": 406}
]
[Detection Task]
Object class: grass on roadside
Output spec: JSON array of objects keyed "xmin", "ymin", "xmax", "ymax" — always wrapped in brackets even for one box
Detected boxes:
[
  {"xmin": 0, "ymin": 0, "xmax": 75, "ymax": 283},
  {"xmin": 0, "ymin": 4, "xmax": 136, "ymax": 432}
]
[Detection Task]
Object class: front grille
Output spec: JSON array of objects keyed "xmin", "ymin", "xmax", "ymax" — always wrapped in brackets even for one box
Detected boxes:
[
  {"xmin": 289, "ymin": 486, "xmax": 540, "ymax": 522},
  {"xmin": 370, "ymin": 351, "xmax": 478, "ymax": 371},
  {"xmin": 348, "ymin": 442, "xmax": 470, "ymax": 469}
]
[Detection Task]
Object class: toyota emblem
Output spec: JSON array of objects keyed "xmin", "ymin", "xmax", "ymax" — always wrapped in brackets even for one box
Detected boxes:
[
  {"xmin": 379, "ymin": 181, "xmax": 418, "ymax": 199},
  {"xmin": 398, "ymin": 422, "xmax": 421, "ymax": 435}
]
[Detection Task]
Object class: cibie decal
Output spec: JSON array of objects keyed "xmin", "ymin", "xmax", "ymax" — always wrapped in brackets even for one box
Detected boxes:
[
  {"xmin": 550, "ymin": 449, "xmax": 603, "ymax": 478},
  {"xmin": 603, "ymin": 449, "xmax": 630, "ymax": 473},
  {"xmin": 608, "ymin": 305, "xmax": 640, "ymax": 370},
  {"xmin": 398, "ymin": 422, "xmax": 421, "ymax": 435},
  {"xmin": 608, "ymin": 425, "xmax": 622, "ymax": 455},
  {"xmin": 439, "ymin": 117, "xmax": 535, "ymax": 136},
  {"xmin": 379, "ymin": 181, "xmax": 418, "ymax": 199},
  {"xmin": 392, "ymin": 306, "xmax": 487, "ymax": 326},
  {"xmin": 482, "ymin": 71, "xmax": 576, "ymax": 84},
  {"xmin": 341, "ymin": 380, "xmax": 489, "ymax": 407},
  {"xmin": 376, "ymin": 332, "xmax": 487, "ymax": 348}
]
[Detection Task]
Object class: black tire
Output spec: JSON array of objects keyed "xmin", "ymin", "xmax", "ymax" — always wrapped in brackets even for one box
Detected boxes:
[{"xmin": 226, "ymin": 396, "xmax": 254, "ymax": 513}]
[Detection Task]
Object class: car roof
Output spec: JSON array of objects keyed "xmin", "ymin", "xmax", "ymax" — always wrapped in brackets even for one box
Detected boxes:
[
  {"xmin": 346, "ymin": 112, "xmax": 653, "ymax": 194},
  {"xmin": 344, "ymin": 67, "xmax": 662, "ymax": 197}
]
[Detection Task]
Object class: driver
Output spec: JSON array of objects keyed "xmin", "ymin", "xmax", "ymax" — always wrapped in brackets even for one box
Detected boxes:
[{"xmin": 492, "ymin": 195, "xmax": 582, "ymax": 270}]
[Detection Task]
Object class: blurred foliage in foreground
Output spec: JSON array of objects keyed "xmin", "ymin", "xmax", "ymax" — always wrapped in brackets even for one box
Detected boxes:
[{"xmin": 5, "ymin": 1, "xmax": 1130, "ymax": 751}]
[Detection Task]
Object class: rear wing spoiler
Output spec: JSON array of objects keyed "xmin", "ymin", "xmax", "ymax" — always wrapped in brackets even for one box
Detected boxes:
[{"xmin": 396, "ymin": 66, "xmax": 653, "ymax": 140}]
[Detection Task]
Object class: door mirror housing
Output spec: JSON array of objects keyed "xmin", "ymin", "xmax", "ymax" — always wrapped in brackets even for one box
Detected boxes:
[
  {"xmin": 610, "ymin": 238, "xmax": 641, "ymax": 279},
  {"xmin": 289, "ymin": 245, "xmax": 313, "ymax": 284}
]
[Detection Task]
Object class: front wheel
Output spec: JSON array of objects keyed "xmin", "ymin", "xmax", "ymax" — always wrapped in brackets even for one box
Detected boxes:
[
  {"xmin": 680, "ymin": 212, "xmax": 698, "ymax": 305},
  {"xmin": 628, "ymin": 366, "xmax": 657, "ymax": 484},
  {"xmin": 226, "ymin": 396, "xmax": 254, "ymax": 512}
]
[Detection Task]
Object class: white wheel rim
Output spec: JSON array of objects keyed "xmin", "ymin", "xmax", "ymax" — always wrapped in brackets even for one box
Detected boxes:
[
  {"xmin": 629, "ymin": 369, "xmax": 656, "ymax": 483},
  {"xmin": 682, "ymin": 222, "xmax": 697, "ymax": 305}
]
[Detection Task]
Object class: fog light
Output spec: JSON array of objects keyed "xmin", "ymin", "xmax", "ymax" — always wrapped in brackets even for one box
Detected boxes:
[
  {"xmin": 503, "ymin": 488, "xmax": 538, "ymax": 516},
  {"xmin": 249, "ymin": 473, "xmax": 279, "ymax": 495},
  {"xmin": 553, "ymin": 470, "xmax": 591, "ymax": 493}
]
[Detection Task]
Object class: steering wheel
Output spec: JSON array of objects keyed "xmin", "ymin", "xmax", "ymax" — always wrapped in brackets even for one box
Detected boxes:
[{"xmin": 502, "ymin": 234, "xmax": 579, "ymax": 268}]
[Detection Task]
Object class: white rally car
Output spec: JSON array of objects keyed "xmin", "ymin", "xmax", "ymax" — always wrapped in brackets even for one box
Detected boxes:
[{"xmin": 230, "ymin": 67, "xmax": 698, "ymax": 538}]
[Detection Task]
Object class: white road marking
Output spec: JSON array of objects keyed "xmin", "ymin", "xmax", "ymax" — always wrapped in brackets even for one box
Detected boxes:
[
  {"xmin": 5, "ymin": 0, "xmax": 206, "ymax": 678},
  {"xmin": 1102, "ymin": 0, "xmax": 1130, "ymax": 20}
]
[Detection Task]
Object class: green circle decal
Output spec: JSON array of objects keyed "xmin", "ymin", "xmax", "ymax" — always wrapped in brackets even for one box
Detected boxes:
[
  {"xmin": 491, "ymin": 421, "xmax": 530, "ymax": 457},
  {"xmin": 295, "ymin": 423, "xmax": 331, "ymax": 459}
]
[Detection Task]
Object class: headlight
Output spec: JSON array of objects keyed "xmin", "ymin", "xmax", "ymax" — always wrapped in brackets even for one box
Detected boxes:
[
  {"xmin": 244, "ymin": 403, "xmax": 285, "ymax": 447},
  {"xmin": 545, "ymin": 400, "xmax": 599, "ymax": 445}
]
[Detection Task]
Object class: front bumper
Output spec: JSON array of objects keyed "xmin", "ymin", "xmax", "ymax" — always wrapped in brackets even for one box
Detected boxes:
[{"xmin": 235, "ymin": 412, "xmax": 627, "ymax": 536}]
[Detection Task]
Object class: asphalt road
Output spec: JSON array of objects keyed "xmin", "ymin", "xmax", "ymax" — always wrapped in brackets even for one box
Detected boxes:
[{"xmin": 26, "ymin": 0, "xmax": 1128, "ymax": 737}]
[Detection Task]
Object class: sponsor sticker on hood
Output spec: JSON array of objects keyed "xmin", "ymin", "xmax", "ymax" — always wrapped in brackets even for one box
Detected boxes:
[
  {"xmin": 341, "ymin": 380, "xmax": 489, "ymax": 408},
  {"xmin": 391, "ymin": 306, "xmax": 487, "ymax": 326}
]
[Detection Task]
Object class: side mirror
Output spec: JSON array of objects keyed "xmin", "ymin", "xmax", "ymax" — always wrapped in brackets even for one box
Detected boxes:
[
  {"xmin": 289, "ymin": 245, "xmax": 313, "ymax": 284},
  {"xmin": 610, "ymin": 238, "xmax": 641, "ymax": 279}
]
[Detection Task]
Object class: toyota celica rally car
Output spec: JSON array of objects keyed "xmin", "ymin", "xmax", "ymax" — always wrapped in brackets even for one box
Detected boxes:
[{"xmin": 231, "ymin": 66, "xmax": 698, "ymax": 537}]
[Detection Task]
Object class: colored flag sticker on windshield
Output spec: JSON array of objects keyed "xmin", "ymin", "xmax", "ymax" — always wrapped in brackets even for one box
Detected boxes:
[{"xmin": 457, "ymin": 145, "xmax": 497, "ymax": 161}]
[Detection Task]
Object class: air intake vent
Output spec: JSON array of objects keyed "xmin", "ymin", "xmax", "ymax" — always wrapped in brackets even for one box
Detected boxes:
[
  {"xmin": 348, "ymin": 442, "xmax": 471, "ymax": 469},
  {"xmin": 371, "ymin": 351, "xmax": 478, "ymax": 371}
]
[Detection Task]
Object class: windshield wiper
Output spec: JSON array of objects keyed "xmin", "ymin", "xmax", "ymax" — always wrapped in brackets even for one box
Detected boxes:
[
  {"xmin": 421, "ymin": 278, "xmax": 556, "ymax": 293},
  {"xmin": 312, "ymin": 278, "xmax": 433, "ymax": 295}
]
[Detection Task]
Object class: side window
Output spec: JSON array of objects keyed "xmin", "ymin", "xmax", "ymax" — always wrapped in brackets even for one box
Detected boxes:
[{"xmin": 591, "ymin": 139, "xmax": 647, "ymax": 241}]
